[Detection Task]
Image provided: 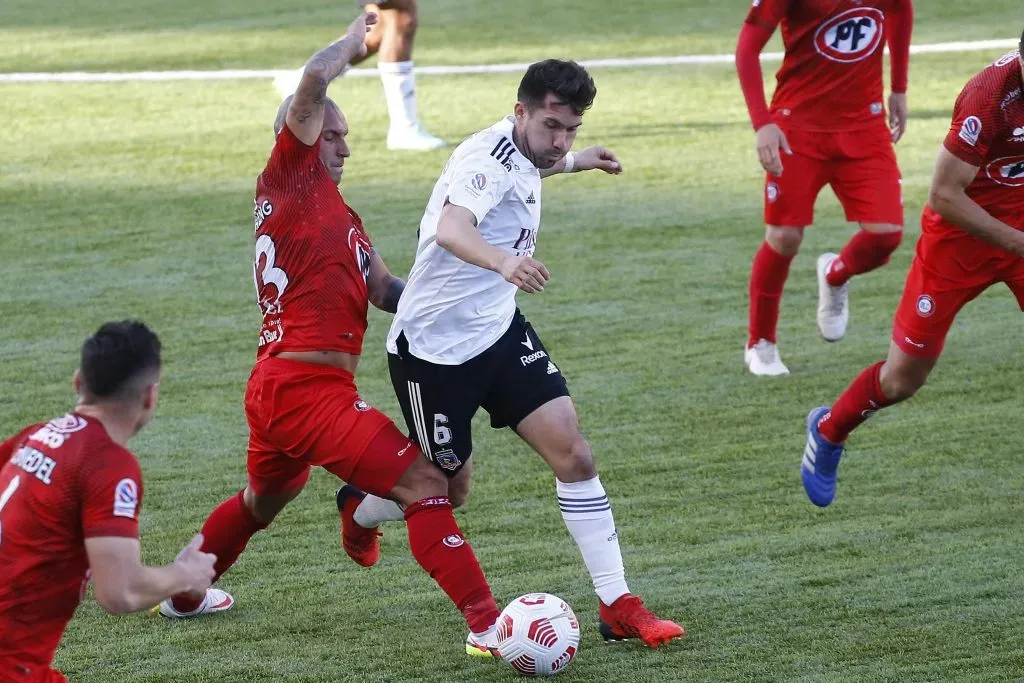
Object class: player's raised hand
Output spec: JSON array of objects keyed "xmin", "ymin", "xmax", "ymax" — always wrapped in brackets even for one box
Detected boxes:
[
  {"xmin": 889, "ymin": 92, "xmax": 908, "ymax": 144},
  {"xmin": 174, "ymin": 534, "xmax": 217, "ymax": 597},
  {"xmin": 755, "ymin": 123, "xmax": 792, "ymax": 177},
  {"xmin": 574, "ymin": 146, "xmax": 623, "ymax": 174},
  {"xmin": 499, "ymin": 255, "xmax": 550, "ymax": 294},
  {"xmin": 344, "ymin": 10, "xmax": 378, "ymax": 59}
]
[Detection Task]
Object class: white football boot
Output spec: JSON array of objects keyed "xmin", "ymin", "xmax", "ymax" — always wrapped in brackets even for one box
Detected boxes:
[
  {"xmin": 465, "ymin": 626, "xmax": 501, "ymax": 659},
  {"xmin": 744, "ymin": 339, "xmax": 790, "ymax": 376},
  {"xmin": 816, "ymin": 253, "xmax": 850, "ymax": 342},
  {"xmin": 153, "ymin": 588, "xmax": 235, "ymax": 618},
  {"xmin": 386, "ymin": 123, "xmax": 447, "ymax": 151}
]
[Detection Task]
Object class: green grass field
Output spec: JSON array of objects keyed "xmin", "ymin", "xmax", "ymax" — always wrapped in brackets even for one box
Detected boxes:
[{"xmin": 3, "ymin": 1, "xmax": 1024, "ymax": 681}]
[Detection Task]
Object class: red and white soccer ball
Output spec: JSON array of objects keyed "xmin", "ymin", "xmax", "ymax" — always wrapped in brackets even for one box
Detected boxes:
[{"xmin": 496, "ymin": 593, "xmax": 581, "ymax": 677}]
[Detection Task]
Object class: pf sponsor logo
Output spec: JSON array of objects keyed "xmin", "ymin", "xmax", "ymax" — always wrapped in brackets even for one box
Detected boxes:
[
  {"xmin": 916, "ymin": 294, "xmax": 935, "ymax": 318},
  {"xmin": 959, "ymin": 116, "xmax": 982, "ymax": 146},
  {"xmin": 814, "ymin": 8, "xmax": 884, "ymax": 63},
  {"xmin": 442, "ymin": 534, "xmax": 465, "ymax": 548},
  {"xmin": 985, "ymin": 155, "xmax": 1024, "ymax": 187},
  {"xmin": 766, "ymin": 182, "xmax": 779, "ymax": 203},
  {"xmin": 113, "ymin": 478, "xmax": 139, "ymax": 518},
  {"xmin": 471, "ymin": 173, "xmax": 487, "ymax": 191}
]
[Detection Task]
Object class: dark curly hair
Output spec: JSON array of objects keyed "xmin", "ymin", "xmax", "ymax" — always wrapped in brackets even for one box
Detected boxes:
[{"xmin": 517, "ymin": 60, "xmax": 597, "ymax": 116}]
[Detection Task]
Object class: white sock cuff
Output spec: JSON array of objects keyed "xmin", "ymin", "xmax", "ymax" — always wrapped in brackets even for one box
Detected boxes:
[
  {"xmin": 378, "ymin": 60, "xmax": 414, "ymax": 74},
  {"xmin": 556, "ymin": 477, "xmax": 610, "ymax": 520}
]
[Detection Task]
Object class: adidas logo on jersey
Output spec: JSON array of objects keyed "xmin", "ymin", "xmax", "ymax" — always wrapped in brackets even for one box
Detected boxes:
[
  {"xmin": 525, "ymin": 192, "xmax": 536, "ymax": 204},
  {"xmin": 546, "ymin": 361, "xmax": 559, "ymax": 375}
]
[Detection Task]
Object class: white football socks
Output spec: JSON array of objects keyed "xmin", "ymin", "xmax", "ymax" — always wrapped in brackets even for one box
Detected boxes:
[
  {"xmin": 556, "ymin": 477, "xmax": 629, "ymax": 605},
  {"xmin": 353, "ymin": 494, "xmax": 405, "ymax": 527},
  {"xmin": 378, "ymin": 60, "xmax": 419, "ymax": 131}
]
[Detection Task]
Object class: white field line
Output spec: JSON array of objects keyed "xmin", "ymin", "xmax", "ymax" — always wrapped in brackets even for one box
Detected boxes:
[{"xmin": 0, "ymin": 38, "xmax": 1017, "ymax": 84}]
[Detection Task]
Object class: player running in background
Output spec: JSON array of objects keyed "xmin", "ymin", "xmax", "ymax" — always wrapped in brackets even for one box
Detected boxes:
[
  {"xmin": 736, "ymin": 0, "xmax": 913, "ymax": 375},
  {"xmin": 274, "ymin": 0, "xmax": 445, "ymax": 150},
  {"xmin": 336, "ymin": 59, "xmax": 685, "ymax": 651},
  {"xmin": 0, "ymin": 321, "xmax": 216, "ymax": 683},
  {"xmin": 802, "ymin": 42, "xmax": 1024, "ymax": 507},
  {"xmin": 157, "ymin": 10, "xmax": 505, "ymax": 653}
]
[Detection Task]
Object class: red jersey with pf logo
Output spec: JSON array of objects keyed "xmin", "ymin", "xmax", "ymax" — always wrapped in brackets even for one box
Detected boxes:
[
  {"xmin": 253, "ymin": 125, "xmax": 374, "ymax": 358},
  {"xmin": 746, "ymin": 0, "xmax": 910, "ymax": 131},
  {"xmin": 938, "ymin": 51, "xmax": 1024, "ymax": 231},
  {"xmin": 0, "ymin": 414, "xmax": 142, "ymax": 669}
]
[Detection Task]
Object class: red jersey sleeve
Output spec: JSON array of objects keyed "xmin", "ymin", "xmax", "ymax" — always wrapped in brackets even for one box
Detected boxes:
[
  {"xmin": 744, "ymin": 0, "xmax": 787, "ymax": 31},
  {"xmin": 886, "ymin": 0, "xmax": 913, "ymax": 94},
  {"xmin": 263, "ymin": 123, "xmax": 322, "ymax": 184},
  {"xmin": 80, "ymin": 445, "xmax": 143, "ymax": 539},
  {"xmin": 943, "ymin": 82, "xmax": 999, "ymax": 168}
]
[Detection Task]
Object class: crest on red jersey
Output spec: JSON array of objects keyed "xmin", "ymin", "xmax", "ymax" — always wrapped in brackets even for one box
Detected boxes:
[
  {"xmin": 814, "ymin": 8, "xmax": 884, "ymax": 63},
  {"xmin": 985, "ymin": 155, "xmax": 1024, "ymax": 187}
]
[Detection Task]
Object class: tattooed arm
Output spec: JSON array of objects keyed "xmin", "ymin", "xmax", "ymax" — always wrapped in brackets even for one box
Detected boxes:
[{"xmin": 286, "ymin": 11, "xmax": 376, "ymax": 146}]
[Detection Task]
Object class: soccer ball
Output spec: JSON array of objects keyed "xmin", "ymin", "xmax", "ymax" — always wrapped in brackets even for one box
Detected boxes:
[{"xmin": 496, "ymin": 593, "xmax": 581, "ymax": 677}]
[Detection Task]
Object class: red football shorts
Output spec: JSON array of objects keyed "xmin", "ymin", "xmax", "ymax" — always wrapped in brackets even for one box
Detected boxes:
[
  {"xmin": 892, "ymin": 207, "xmax": 1024, "ymax": 358},
  {"xmin": 244, "ymin": 357, "xmax": 419, "ymax": 498},
  {"xmin": 763, "ymin": 122, "xmax": 903, "ymax": 228}
]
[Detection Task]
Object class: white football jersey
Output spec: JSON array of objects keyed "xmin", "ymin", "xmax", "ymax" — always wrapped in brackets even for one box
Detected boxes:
[{"xmin": 387, "ymin": 117, "xmax": 543, "ymax": 365}]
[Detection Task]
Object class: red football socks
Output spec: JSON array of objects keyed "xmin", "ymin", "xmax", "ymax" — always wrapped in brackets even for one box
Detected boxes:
[
  {"xmin": 748, "ymin": 241, "xmax": 795, "ymax": 347},
  {"xmin": 818, "ymin": 362, "xmax": 894, "ymax": 444},
  {"xmin": 826, "ymin": 230, "xmax": 903, "ymax": 287},
  {"xmin": 170, "ymin": 489, "xmax": 268, "ymax": 613},
  {"xmin": 404, "ymin": 497, "xmax": 499, "ymax": 634}
]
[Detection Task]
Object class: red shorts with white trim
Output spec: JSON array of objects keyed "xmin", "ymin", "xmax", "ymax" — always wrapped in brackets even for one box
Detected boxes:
[
  {"xmin": 763, "ymin": 122, "xmax": 903, "ymax": 228},
  {"xmin": 892, "ymin": 207, "xmax": 1024, "ymax": 358},
  {"xmin": 244, "ymin": 357, "xmax": 418, "ymax": 498}
]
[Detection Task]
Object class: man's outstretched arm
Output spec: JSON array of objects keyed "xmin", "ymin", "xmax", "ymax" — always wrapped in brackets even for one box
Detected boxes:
[{"xmin": 287, "ymin": 11, "xmax": 377, "ymax": 145}]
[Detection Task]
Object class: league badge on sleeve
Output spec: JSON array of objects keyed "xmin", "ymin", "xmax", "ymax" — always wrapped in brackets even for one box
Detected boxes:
[
  {"xmin": 113, "ymin": 478, "xmax": 139, "ymax": 518},
  {"xmin": 959, "ymin": 116, "xmax": 982, "ymax": 146}
]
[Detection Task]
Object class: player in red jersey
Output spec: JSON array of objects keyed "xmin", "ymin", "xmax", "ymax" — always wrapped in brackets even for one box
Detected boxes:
[
  {"xmin": 736, "ymin": 0, "xmax": 914, "ymax": 375},
  {"xmin": 156, "ymin": 9, "xmax": 504, "ymax": 652},
  {"xmin": 802, "ymin": 42, "xmax": 1024, "ymax": 506},
  {"xmin": 0, "ymin": 321, "xmax": 216, "ymax": 683}
]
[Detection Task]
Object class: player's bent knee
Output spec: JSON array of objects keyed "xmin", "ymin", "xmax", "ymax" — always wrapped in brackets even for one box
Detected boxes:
[
  {"xmin": 860, "ymin": 222, "xmax": 904, "ymax": 234},
  {"xmin": 390, "ymin": 455, "xmax": 448, "ymax": 506},
  {"xmin": 550, "ymin": 438, "xmax": 598, "ymax": 483},
  {"xmin": 765, "ymin": 226, "xmax": 804, "ymax": 256},
  {"xmin": 243, "ymin": 486, "xmax": 301, "ymax": 525},
  {"xmin": 879, "ymin": 362, "xmax": 928, "ymax": 402}
]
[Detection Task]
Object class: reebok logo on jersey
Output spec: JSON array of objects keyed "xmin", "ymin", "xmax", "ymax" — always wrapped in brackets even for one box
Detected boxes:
[
  {"xmin": 959, "ymin": 116, "xmax": 982, "ymax": 146},
  {"xmin": 113, "ymin": 478, "xmax": 139, "ymax": 519}
]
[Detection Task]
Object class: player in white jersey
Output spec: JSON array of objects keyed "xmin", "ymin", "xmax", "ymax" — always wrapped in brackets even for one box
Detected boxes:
[{"xmin": 337, "ymin": 60, "xmax": 686, "ymax": 652}]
